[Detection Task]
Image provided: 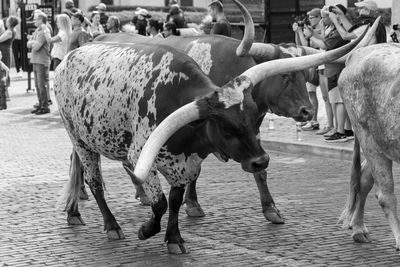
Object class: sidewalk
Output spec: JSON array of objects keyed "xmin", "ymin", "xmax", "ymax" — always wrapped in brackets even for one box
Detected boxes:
[
  {"xmin": 6, "ymin": 68, "xmax": 354, "ymax": 161},
  {"xmin": 259, "ymin": 88, "xmax": 354, "ymax": 161}
]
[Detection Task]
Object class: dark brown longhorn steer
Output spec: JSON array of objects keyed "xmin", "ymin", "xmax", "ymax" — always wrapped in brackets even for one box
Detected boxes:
[{"xmin": 338, "ymin": 43, "xmax": 400, "ymax": 250}]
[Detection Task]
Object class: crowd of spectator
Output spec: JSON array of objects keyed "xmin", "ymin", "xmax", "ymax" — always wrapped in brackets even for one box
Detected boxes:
[
  {"xmin": 292, "ymin": 0, "xmax": 386, "ymax": 143},
  {"xmin": 0, "ymin": 0, "xmax": 233, "ymax": 112},
  {"xmin": 0, "ymin": 0, "xmax": 393, "ymax": 127}
]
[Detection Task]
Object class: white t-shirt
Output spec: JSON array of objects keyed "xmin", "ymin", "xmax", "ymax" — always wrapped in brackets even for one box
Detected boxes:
[{"xmin": 51, "ymin": 31, "xmax": 68, "ymax": 60}]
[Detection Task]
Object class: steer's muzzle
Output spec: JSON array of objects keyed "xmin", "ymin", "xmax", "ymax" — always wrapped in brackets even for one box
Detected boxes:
[
  {"xmin": 241, "ymin": 153, "xmax": 270, "ymax": 173},
  {"xmin": 294, "ymin": 106, "xmax": 314, "ymax": 122}
]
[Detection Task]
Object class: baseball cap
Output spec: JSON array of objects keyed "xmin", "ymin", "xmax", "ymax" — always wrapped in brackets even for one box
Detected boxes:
[
  {"xmin": 355, "ymin": 0, "xmax": 378, "ymax": 11},
  {"xmin": 72, "ymin": 12, "xmax": 85, "ymax": 23},
  {"xmin": 33, "ymin": 10, "xmax": 47, "ymax": 19},
  {"xmin": 96, "ymin": 3, "xmax": 107, "ymax": 11},
  {"xmin": 208, "ymin": 0, "xmax": 223, "ymax": 8},
  {"xmin": 135, "ymin": 8, "xmax": 151, "ymax": 18},
  {"xmin": 307, "ymin": 8, "xmax": 321, "ymax": 17}
]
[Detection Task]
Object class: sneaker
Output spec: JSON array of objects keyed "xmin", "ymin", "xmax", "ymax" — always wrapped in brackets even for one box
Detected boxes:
[
  {"xmin": 33, "ymin": 103, "xmax": 40, "ymax": 109},
  {"xmin": 301, "ymin": 121, "xmax": 319, "ymax": 131},
  {"xmin": 31, "ymin": 108, "xmax": 40, "ymax": 114},
  {"xmin": 325, "ymin": 132, "xmax": 348, "ymax": 143},
  {"xmin": 34, "ymin": 108, "xmax": 50, "ymax": 115},
  {"xmin": 345, "ymin": 129, "xmax": 354, "ymax": 140},
  {"xmin": 298, "ymin": 121, "xmax": 308, "ymax": 127},
  {"xmin": 323, "ymin": 128, "xmax": 337, "ymax": 137},
  {"xmin": 48, "ymin": 100, "xmax": 53, "ymax": 105},
  {"xmin": 316, "ymin": 126, "xmax": 333, "ymax": 135}
]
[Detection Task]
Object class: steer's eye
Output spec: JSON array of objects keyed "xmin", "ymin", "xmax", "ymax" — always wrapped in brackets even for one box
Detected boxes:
[{"xmin": 222, "ymin": 127, "xmax": 235, "ymax": 139}]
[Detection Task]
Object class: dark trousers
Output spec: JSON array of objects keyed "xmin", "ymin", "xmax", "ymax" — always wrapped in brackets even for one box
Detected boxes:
[
  {"xmin": 12, "ymin": 39, "xmax": 22, "ymax": 73},
  {"xmin": 0, "ymin": 84, "xmax": 6, "ymax": 109},
  {"xmin": 33, "ymin": 63, "xmax": 49, "ymax": 109}
]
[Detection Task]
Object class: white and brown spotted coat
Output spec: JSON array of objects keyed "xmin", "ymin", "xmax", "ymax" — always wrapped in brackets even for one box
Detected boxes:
[{"xmin": 55, "ymin": 43, "xmax": 251, "ymax": 203}]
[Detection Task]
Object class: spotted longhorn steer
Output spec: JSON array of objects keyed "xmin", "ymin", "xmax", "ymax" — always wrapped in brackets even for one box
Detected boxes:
[
  {"xmin": 338, "ymin": 43, "xmax": 400, "ymax": 250},
  {"xmin": 58, "ymin": 38, "xmax": 360, "ymax": 254},
  {"xmin": 93, "ymin": 8, "xmax": 375, "ymax": 224}
]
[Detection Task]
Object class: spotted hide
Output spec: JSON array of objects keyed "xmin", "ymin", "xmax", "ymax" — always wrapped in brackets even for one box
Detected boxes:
[
  {"xmin": 57, "ymin": 42, "xmax": 269, "ymax": 254},
  {"xmin": 338, "ymin": 43, "xmax": 400, "ymax": 250}
]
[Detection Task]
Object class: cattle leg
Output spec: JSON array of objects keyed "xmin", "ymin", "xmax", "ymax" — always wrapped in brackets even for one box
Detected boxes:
[
  {"xmin": 184, "ymin": 179, "xmax": 205, "ymax": 217},
  {"xmin": 166, "ymin": 186, "xmax": 189, "ymax": 254},
  {"xmin": 138, "ymin": 193, "xmax": 168, "ymax": 240},
  {"xmin": 75, "ymin": 145, "xmax": 124, "ymax": 240},
  {"xmin": 254, "ymin": 170, "xmax": 284, "ymax": 224},
  {"xmin": 369, "ymin": 154, "xmax": 400, "ymax": 250},
  {"xmin": 340, "ymin": 137, "xmax": 373, "ymax": 242},
  {"xmin": 350, "ymin": 161, "xmax": 374, "ymax": 243}
]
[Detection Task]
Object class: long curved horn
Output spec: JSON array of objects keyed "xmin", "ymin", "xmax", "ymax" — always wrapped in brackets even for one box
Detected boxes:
[
  {"xmin": 334, "ymin": 16, "xmax": 381, "ymax": 64},
  {"xmin": 247, "ymin": 43, "xmax": 279, "ymax": 60},
  {"xmin": 131, "ymin": 102, "xmax": 200, "ymax": 184},
  {"xmin": 242, "ymin": 26, "xmax": 368, "ymax": 85},
  {"xmin": 234, "ymin": 0, "xmax": 255, "ymax": 56},
  {"xmin": 247, "ymin": 42, "xmax": 323, "ymax": 61}
]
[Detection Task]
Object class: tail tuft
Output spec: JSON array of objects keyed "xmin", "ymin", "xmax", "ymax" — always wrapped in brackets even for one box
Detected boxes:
[{"xmin": 58, "ymin": 149, "xmax": 84, "ymax": 211}]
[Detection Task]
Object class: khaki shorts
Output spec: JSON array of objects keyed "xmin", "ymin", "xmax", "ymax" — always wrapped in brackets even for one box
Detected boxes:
[
  {"xmin": 306, "ymin": 82, "xmax": 317, "ymax": 93},
  {"xmin": 328, "ymin": 86, "xmax": 343, "ymax": 104}
]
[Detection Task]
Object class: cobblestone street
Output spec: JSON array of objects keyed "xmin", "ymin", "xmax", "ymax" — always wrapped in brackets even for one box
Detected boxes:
[{"xmin": 1, "ymin": 80, "xmax": 400, "ymax": 266}]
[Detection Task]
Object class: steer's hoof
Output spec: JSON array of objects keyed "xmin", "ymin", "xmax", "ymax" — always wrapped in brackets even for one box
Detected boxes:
[
  {"xmin": 138, "ymin": 222, "xmax": 160, "ymax": 240},
  {"xmin": 107, "ymin": 228, "xmax": 125, "ymax": 240},
  {"xmin": 263, "ymin": 207, "xmax": 285, "ymax": 224},
  {"xmin": 352, "ymin": 232, "xmax": 371, "ymax": 243},
  {"xmin": 185, "ymin": 204, "xmax": 205, "ymax": 217},
  {"xmin": 168, "ymin": 242, "xmax": 190, "ymax": 254},
  {"xmin": 79, "ymin": 186, "xmax": 89, "ymax": 200},
  {"xmin": 67, "ymin": 215, "xmax": 85, "ymax": 225}
]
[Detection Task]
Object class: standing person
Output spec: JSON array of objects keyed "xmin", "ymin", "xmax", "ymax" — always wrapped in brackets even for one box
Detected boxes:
[
  {"xmin": 167, "ymin": 4, "xmax": 186, "ymax": 29},
  {"xmin": 134, "ymin": 8, "xmax": 151, "ymax": 36},
  {"xmin": 329, "ymin": 0, "xmax": 386, "ymax": 44},
  {"xmin": 307, "ymin": 5, "xmax": 350, "ymax": 142},
  {"xmin": 106, "ymin": 16, "xmax": 120, "ymax": 34},
  {"xmin": 208, "ymin": 0, "xmax": 231, "ymax": 37},
  {"xmin": 12, "ymin": 8, "xmax": 23, "ymax": 78},
  {"xmin": 0, "ymin": 51, "xmax": 9, "ymax": 110},
  {"xmin": 89, "ymin": 11, "xmax": 105, "ymax": 39},
  {"xmin": 97, "ymin": 3, "xmax": 109, "ymax": 33},
  {"xmin": 0, "ymin": 16, "xmax": 18, "ymax": 102},
  {"xmin": 27, "ymin": 13, "xmax": 51, "ymax": 115},
  {"xmin": 294, "ymin": 8, "xmax": 335, "ymax": 134},
  {"xmin": 69, "ymin": 12, "xmax": 90, "ymax": 52},
  {"xmin": 43, "ymin": 14, "xmax": 72, "ymax": 70}
]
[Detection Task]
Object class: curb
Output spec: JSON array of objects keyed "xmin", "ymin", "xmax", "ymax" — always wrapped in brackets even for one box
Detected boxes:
[{"xmin": 261, "ymin": 139, "xmax": 354, "ymax": 161}]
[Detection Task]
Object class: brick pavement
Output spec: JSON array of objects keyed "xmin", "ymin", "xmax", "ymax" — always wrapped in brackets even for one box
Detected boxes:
[{"xmin": 1, "ymin": 76, "xmax": 400, "ymax": 266}]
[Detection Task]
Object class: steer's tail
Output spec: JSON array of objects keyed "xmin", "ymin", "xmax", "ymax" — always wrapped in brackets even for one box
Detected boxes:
[
  {"xmin": 60, "ymin": 149, "xmax": 84, "ymax": 211},
  {"xmin": 339, "ymin": 136, "xmax": 362, "ymax": 228}
]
